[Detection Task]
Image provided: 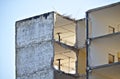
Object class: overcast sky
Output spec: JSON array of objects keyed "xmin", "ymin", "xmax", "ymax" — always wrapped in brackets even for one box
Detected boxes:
[{"xmin": 0, "ymin": 0, "xmax": 120, "ymax": 79}]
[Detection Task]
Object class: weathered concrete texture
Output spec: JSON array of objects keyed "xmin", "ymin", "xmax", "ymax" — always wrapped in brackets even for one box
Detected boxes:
[
  {"xmin": 17, "ymin": 68, "xmax": 53, "ymax": 79},
  {"xmin": 16, "ymin": 13, "xmax": 54, "ymax": 48},
  {"xmin": 54, "ymin": 70, "xmax": 77, "ymax": 79},
  {"xmin": 16, "ymin": 42, "xmax": 53, "ymax": 76},
  {"xmin": 16, "ymin": 12, "xmax": 54, "ymax": 79}
]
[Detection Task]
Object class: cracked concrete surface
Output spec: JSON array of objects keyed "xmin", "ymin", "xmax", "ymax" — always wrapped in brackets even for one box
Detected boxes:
[{"xmin": 16, "ymin": 12, "xmax": 54, "ymax": 79}]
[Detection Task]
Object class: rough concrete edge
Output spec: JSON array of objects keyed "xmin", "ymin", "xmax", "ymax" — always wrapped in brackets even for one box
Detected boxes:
[
  {"xmin": 52, "ymin": 12, "xmax": 56, "ymax": 79},
  {"xmin": 54, "ymin": 70, "xmax": 79, "ymax": 78},
  {"xmin": 52, "ymin": 12, "xmax": 77, "ymax": 78},
  {"xmin": 54, "ymin": 12, "xmax": 76, "ymax": 23},
  {"xmin": 15, "ymin": 21, "xmax": 17, "ymax": 79},
  {"xmin": 54, "ymin": 13, "xmax": 79, "ymax": 75},
  {"xmin": 54, "ymin": 69, "xmax": 87, "ymax": 78},
  {"xmin": 55, "ymin": 41, "xmax": 78, "ymax": 52}
]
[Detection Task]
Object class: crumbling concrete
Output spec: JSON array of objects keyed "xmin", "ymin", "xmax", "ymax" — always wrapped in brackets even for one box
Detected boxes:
[
  {"xmin": 54, "ymin": 70, "xmax": 78, "ymax": 79},
  {"xmin": 15, "ymin": 12, "xmax": 54, "ymax": 79},
  {"xmin": 54, "ymin": 70, "xmax": 86, "ymax": 79}
]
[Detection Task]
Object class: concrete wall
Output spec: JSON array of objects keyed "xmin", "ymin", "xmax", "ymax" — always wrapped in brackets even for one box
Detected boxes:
[
  {"xmin": 15, "ymin": 12, "xmax": 54, "ymax": 79},
  {"xmin": 76, "ymin": 19, "xmax": 86, "ymax": 48}
]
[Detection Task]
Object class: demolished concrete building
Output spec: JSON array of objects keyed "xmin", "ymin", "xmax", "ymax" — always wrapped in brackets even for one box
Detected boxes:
[
  {"xmin": 15, "ymin": 12, "xmax": 86, "ymax": 79},
  {"xmin": 15, "ymin": 2, "xmax": 120, "ymax": 79}
]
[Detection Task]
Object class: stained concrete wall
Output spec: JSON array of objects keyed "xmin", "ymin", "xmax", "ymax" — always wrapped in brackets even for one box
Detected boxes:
[
  {"xmin": 77, "ymin": 48, "xmax": 86, "ymax": 75},
  {"xmin": 15, "ymin": 12, "xmax": 54, "ymax": 79}
]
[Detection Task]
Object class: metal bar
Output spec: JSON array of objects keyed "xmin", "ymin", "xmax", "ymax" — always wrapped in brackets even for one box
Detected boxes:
[
  {"xmin": 57, "ymin": 59, "xmax": 61, "ymax": 70},
  {"xmin": 109, "ymin": 26, "xmax": 115, "ymax": 33},
  {"xmin": 68, "ymin": 57, "xmax": 71, "ymax": 72},
  {"xmin": 86, "ymin": 12, "xmax": 89, "ymax": 79},
  {"xmin": 57, "ymin": 32, "xmax": 61, "ymax": 42}
]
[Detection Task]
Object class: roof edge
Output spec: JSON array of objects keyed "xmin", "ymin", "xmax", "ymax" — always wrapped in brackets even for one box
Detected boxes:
[
  {"xmin": 87, "ymin": 1, "xmax": 120, "ymax": 13},
  {"xmin": 16, "ymin": 11, "xmax": 55, "ymax": 23},
  {"xmin": 16, "ymin": 11, "xmax": 76, "ymax": 23}
]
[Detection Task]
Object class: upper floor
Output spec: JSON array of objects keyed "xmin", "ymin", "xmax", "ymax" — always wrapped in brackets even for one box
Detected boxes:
[{"xmin": 87, "ymin": 2, "xmax": 120, "ymax": 38}]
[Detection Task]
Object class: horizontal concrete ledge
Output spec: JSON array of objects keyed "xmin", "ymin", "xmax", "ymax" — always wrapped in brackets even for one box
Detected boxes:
[
  {"xmin": 55, "ymin": 40, "xmax": 78, "ymax": 52},
  {"xmin": 91, "ymin": 62, "xmax": 120, "ymax": 70},
  {"xmin": 90, "ymin": 32, "xmax": 120, "ymax": 41}
]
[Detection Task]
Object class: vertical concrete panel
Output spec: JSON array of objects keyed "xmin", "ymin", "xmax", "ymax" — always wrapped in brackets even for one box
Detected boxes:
[
  {"xmin": 15, "ymin": 12, "xmax": 54, "ymax": 79},
  {"xmin": 77, "ymin": 48, "xmax": 86, "ymax": 75},
  {"xmin": 76, "ymin": 19, "xmax": 86, "ymax": 48}
]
